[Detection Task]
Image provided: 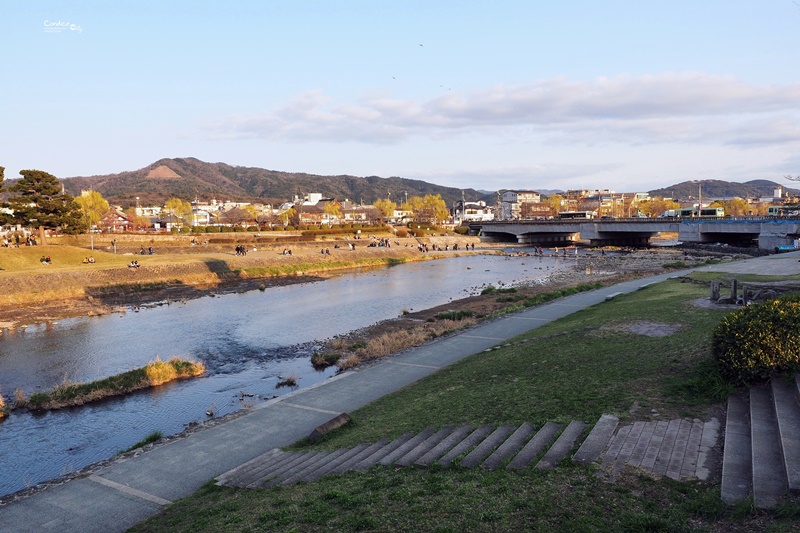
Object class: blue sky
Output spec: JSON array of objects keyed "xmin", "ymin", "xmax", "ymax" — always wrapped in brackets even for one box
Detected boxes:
[{"xmin": 2, "ymin": 1, "xmax": 799, "ymax": 194}]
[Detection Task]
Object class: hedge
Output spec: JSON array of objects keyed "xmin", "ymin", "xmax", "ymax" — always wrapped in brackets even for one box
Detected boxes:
[{"xmin": 712, "ymin": 294, "xmax": 800, "ymax": 384}]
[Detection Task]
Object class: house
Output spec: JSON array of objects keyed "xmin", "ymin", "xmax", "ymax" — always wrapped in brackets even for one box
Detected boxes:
[
  {"xmin": 97, "ymin": 209, "xmax": 132, "ymax": 233},
  {"xmin": 499, "ymin": 190, "xmax": 541, "ymax": 220},
  {"xmin": 453, "ymin": 200, "xmax": 494, "ymax": 222}
]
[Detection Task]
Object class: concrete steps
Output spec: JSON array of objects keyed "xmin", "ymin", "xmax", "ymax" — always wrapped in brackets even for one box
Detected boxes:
[
  {"xmin": 721, "ymin": 375, "xmax": 800, "ymax": 508},
  {"xmin": 216, "ymin": 411, "xmax": 724, "ymax": 491},
  {"xmin": 217, "ymin": 415, "xmax": 634, "ymax": 489}
]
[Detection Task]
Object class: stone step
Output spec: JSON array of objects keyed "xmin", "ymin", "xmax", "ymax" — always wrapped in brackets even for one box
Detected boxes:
[
  {"xmin": 482, "ymin": 423, "xmax": 536, "ymax": 470},
  {"xmin": 459, "ymin": 424, "xmax": 516, "ymax": 468},
  {"xmin": 750, "ymin": 386, "xmax": 788, "ymax": 508},
  {"xmin": 394, "ymin": 427, "xmax": 455, "ymax": 467},
  {"xmin": 638, "ymin": 420, "xmax": 670, "ymax": 472},
  {"xmin": 772, "ymin": 378, "xmax": 800, "ymax": 493},
  {"xmin": 216, "ymin": 448, "xmax": 284, "ymax": 487},
  {"xmin": 627, "ymin": 420, "xmax": 658, "ymax": 469},
  {"xmin": 378, "ymin": 428, "xmax": 437, "ymax": 466},
  {"xmin": 327, "ymin": 438, "xmax": 389, "ymax": 476},
  {"xmin": 437, "ymin": 424, "xmax": 494, "ymax": 466},
  {"xmin": 270, "ymin": 450, "xmax": 341, "ymax": 487},
  {"xmin": 536, "ymin": 421, "xmax": 587, "ymax": 469},
  {"xmin": 651, "ymin": 419, "xmax": 682, "ymax": 478},
  {"xmin": 415, "ymin": 426, "xmax": 476, "ymax": 467},
  {"xmin": 664, "ymin": 419, "xmax": 694, "ymax": 480},
  {"xmin": 678, "ymin": 420, "xmax": 705, "ymax": 480},
  {"xmin": 721, "ymin": 394, "xmax": 753, "ymax": 504},
  {"xmin": 234, "ymin": 450, "xmax": 303, "ymax": 488},
  {"xmin": 573, "ymin": 414, "xmax": 619, "ymax": 465},
  {"xmin": 249, "ymin": 451, "xmax": 317, "ymax": 488},
  {"xmin": 351, "ymin": 433, "xmax": 413, "ymax": 471},
  {"xmin": 298, "ymin": 444, "xmax": 372, "ymax": 484},
  {"xmin": 507, "ymin": 422, "xmax": 562, "ymax": 470},
  {"xmin": 695, "ymin": 417, "xmax": 720, "ymax": 481}
]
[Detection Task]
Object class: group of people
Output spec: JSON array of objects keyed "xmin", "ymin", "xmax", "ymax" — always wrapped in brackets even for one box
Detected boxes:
[
  {"xmin": 128, "ymin": 260, "xmax": 141, "ymax": 269},
  {"xmin": 139, "ymin": 246, "xmax": 154, "ymax": 255},
  {"xmin": 281, "ymin": 248, "xmax": 293, "ymax": 255},
  {"xmin": 234, "ymin": 244, "xmax": 249, "ymax": 256},
  {"xmin": 319, "ymin": 248, "xmax": 331, "ymax": 255},
  {"xmin": 39, "ymin": 255, "xmax": 52, "ymax": 265},
  {"xmin": 82, "ymin": 256, "xmax": 96, "ymax": 264},
  {"xmin": 3, "ymin": 234, "xmax": 37, "ymax": 247}
]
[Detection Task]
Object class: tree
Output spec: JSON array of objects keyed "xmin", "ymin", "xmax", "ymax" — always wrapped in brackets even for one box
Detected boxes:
[
  {"xmin": 124, "ymin": 207, "xmax": 151, "ymax": 230},
  {"xmin": 544, "ymin": 194, "xmax": 565, "ymax": 216},
  {"xmin": 74, "ymin": 190, "xmax": 110, "ymax": 230},
  {"xmin": 638, "ymin": 197, "xmax": 680, "ymax": 217},
  {"xmin": 402, "ymin": 194, "xmax": 448, "ymax": 224},
  {"xmin": 7, "ymin": 169, "xmax": 83, "ymax": 233},
  {"xmin": 724, "ymin": 198, "xmax": 750, "ymax": 217},
  {"xmin": 373, "ymin": 198, "xmax": 396, "ymax": 222},
  {"xmin": 0, "ymin": 166, "xmax": 4, "ymax": 192},
  {"xmin": 164, "ymin": 197, "xmax": 193, "ymax": 225},
  {"xmin": 323, "ymin": 202, "xmax": 342, "ymax": 227},
  {"xmin": 279, "ymin": 207, "xmax": 297, "ymax": 227}
]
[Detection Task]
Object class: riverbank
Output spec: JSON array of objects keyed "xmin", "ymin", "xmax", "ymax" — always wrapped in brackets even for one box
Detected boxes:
[
  {"xmin": 312, "ymin": 245, "xmax": 744, "ymax": 371},
  {"xmin": 0, "ymin": 233, "xmax": 490, "ymax": 329}
]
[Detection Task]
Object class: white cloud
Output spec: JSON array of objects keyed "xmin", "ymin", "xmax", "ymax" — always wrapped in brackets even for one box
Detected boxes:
[{"xmin": 208, "ymin": 73, "xmax": 800, "ymax": 148}]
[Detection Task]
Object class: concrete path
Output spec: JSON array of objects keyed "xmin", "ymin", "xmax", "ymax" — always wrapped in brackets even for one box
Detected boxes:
[{"xmin": 1, "ymin": 252, "xmax": 798, "ymax": 532}]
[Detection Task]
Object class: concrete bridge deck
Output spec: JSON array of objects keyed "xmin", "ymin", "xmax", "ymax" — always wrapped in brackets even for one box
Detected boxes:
[{"xmin": 476, "ymin": 218, "xmax": 800, "ymax": 250}]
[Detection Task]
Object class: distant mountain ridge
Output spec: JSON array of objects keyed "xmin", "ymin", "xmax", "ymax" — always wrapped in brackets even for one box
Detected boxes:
[
  {"xmin": 60, "ymin": 157, "xmax": 484, "ymax": 208},
  {"xmin": 648, "ymin": 179, "xmax": 799, "ymax": 200}
]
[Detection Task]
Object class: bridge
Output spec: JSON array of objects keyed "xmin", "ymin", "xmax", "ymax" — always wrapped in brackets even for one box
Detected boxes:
[{"xmin": 473, "ymin": 218, "xmax": 800, "ymax": 250}]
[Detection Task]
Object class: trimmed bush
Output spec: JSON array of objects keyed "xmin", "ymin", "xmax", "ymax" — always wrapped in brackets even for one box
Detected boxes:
[
  {"xmin": 712, "ymin": 296, "xmax": 800, "ymax": 384},
  {"xmin": 453, "ymin": 225, "xmax": 470, "ymax": 235}
]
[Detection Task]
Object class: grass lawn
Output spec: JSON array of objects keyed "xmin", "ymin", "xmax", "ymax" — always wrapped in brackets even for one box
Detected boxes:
[{"xmin": 130, "ymin": 278, "xmax": 800, "ymax": 532}]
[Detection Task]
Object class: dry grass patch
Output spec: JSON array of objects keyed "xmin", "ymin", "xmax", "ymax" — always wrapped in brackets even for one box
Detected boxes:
[{"xmin": 333, "ymin": 316, "xmax": 478, "ymax": 369}]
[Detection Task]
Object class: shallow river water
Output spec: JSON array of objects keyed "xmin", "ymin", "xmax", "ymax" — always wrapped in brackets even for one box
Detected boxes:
[{"xmin": 0, "ymin": 253, "xmax": 574, "ymax": 496}]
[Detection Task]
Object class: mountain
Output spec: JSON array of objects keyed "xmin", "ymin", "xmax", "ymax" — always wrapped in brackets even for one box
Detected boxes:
[
  {"xmin": 60, "ymin": 157, "xmax": 484, "ymax": 208},
  {"xmin": 648, "ymin": 179, "xmax": 800, "ymax": 201}
]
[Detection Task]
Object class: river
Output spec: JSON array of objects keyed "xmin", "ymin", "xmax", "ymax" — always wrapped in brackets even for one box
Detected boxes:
[{"xmin": 0, "ymin": 253, "xmax": 574, "ymax": 497}]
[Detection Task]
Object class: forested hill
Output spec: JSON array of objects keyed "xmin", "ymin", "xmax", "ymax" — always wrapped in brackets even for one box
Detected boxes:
[
  {"xmin": 648, "ymin": 179, "xmax": 799, "ymax": 200},
  {"xmin": 60, "ymin": 157, "xmax": 481, "ymax": 207}
]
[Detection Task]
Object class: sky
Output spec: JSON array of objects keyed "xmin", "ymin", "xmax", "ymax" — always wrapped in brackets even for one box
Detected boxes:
[{"xmin": 2, "ymin": 1, "xmax": 800, "ymax": 194}]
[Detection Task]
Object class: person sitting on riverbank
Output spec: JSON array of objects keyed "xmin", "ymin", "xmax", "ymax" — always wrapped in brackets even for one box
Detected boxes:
[
  {"xmin": 128, "ymin": 260, "xmax": 140, "ymax": 269},
  {"xmin": 40, "ymin": 255, "xmax": 51, "ymax": 265}
]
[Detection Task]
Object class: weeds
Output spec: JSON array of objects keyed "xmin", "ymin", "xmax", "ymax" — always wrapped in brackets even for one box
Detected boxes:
[
  {"xmin": 122, "ymin": 431, "xmax": 164, "ymax": 453},
  {"xmin": 434, "ymin": 310, "xmax": 475, "ymax": 320},
  {"xmin": 276, "ymin": 373, "xmax": 299, "ymax": 388}
]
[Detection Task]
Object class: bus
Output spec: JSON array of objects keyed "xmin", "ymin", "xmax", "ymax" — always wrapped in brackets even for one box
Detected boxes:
[
  {"xmin": 767, "ymin": 205, "xmax": 800, "ymax": 217},
  {"xmin": 557, "ymin": 211, "xmax": 595, "ymax": 220},
  {"xmin": 675, "ymin": 207, "xmax": 725, "ymax": 218}
]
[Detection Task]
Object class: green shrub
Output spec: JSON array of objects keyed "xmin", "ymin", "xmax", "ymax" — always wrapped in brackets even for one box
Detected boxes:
[
  {"xmin": 191, "ymin": 226, "xmax": 207, "ymax": 233},
  {"xmin": 206, "ymin": 226, "xmax": 220, "ymax": 233},
  {"xmin": 481, "ymin": 286, "xmax": 517, "ymax": 295},
  {"xmin": 712, "ymin": 297, "xmax": 800, "ymax": 384},
  {"xmin": 453, "ymin": 225, "xmax": 469, "ymax": 235},
  {"xmin": 179, "ymin": 226, "xmax": 191, "ymax": 234},
  {"xmin": 395, "ymin": 228, "xmax": 408, "ymax": 238}
]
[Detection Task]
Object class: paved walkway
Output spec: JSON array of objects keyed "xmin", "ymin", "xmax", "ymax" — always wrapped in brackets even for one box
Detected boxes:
[{"xmin": 1, "ymin": 251, "xmax": 799, "ymax": 532}]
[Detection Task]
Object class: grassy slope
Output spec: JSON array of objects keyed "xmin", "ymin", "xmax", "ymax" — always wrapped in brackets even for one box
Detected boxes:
[{"xmin": 130, "ymin": 278, "xmax": 800, "ymax": 532}]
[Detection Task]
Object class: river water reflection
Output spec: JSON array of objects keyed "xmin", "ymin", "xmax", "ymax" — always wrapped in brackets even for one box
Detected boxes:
[{"xmin": 0, "ymin": 253, "xmax": 572, "ymax": 496}]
